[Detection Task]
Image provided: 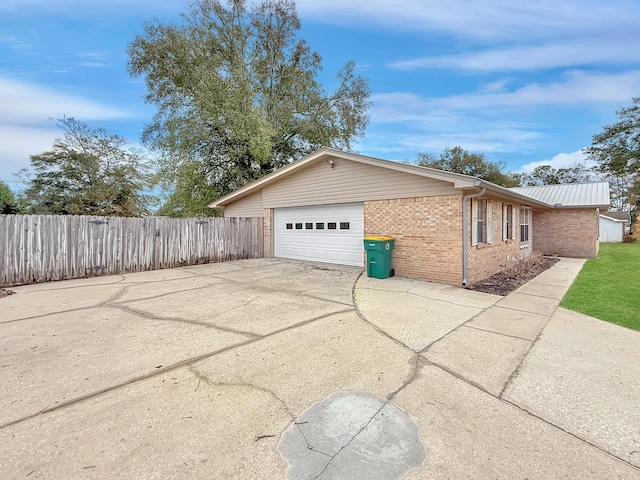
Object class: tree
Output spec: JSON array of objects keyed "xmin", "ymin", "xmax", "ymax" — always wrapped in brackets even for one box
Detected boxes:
[
  {"xmin": 584, "ymin": 97, "xmax": 640, "ymax": 212},
  {"xmin": 0, "ymin": 181, "xmax": 19, "ymax": 214},
  {"xmin": 127, "ymin": 0, "xmax": 371, "ymax": 216},
  {"xmin": 19, "ymin": 117, "xmax": 154, "ymax": 216},
  {"xmin": 584, "ymin": 97, "xmax": 640, "ymax": 177},
  {"xmin": 416, "ymin": 146, "xmax": 522, "ymax": 187},
  {"xmin": 521, "ymin": 163, "xmax": 596, "ymax": 186}
]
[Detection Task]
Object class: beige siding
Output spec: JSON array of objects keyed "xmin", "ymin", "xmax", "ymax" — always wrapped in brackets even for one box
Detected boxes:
[
  {"xmin": 224, "ymin": 190, "xmax": 264, "ymax": 217},
  {"xmin": 261, "ymin": 157, "xmax": 459, "ymax": 208}
]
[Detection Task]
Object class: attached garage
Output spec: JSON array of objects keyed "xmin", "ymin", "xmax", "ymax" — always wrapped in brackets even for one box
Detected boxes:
[
  {"xmin": 211, "ymin": 148, "xmax": 610, "ymax": 286},
  {"xmin": 274, "ymin": 203, "xmax": 364, "ymax": 266}
]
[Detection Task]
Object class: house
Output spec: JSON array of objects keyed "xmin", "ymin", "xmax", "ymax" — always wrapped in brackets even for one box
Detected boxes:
[
  {"xmin": 211, "ymin": 148, "xmax": 610, "ymax": 286},
  {"xmin": 598, "ymin": 211, "xmax": 631, "ymax": 242}
]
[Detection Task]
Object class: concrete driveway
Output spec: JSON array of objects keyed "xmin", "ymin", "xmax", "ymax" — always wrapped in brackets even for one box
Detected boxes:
[{"xmin": 1, "ymin": 258, "xmax": 639, "ymax": 479}]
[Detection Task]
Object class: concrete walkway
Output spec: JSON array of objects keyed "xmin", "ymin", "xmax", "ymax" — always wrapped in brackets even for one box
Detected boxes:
[{"xmin": 1, "ymin": 258, "xmax": 639, "ymax": 479}]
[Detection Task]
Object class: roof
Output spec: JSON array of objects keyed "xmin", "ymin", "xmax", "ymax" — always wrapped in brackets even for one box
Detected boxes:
[
  {"xmin": 600, "ymin": 211, "xmax": 631, "ymax": 222},
  {"xmin": 509, "ymin": 182, "xmax": 610, "ymax": 209},
  {"xmin": 210, "ymin": 147, "xmax": 609, "ymax": 210}
]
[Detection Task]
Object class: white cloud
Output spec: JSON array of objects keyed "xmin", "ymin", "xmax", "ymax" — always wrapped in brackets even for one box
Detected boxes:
[
  {"xmin": 364, "ymin": 69, "xmax": 640, "ymax": 162},
  {"xmin": 0, "ymin": 77, "xmax": 129, "ymax": 124},
  {"xmin": 0, "ymin": 124, "xmax": 59, "ymax": 186},
  {"xmin": 297, "ymin": 0, "xmax": 639, "ymax": 41},
  {"xmin": 389, "ymin": 38, "xmax": 640, "ymax": 72},
  {"xmin": 433, "ymin": 70, "xmax": 640, "ymax": 110},
  {"xmin": 370, "ymin": 70, "xmax": 640, "ymax": 128},
  {"xmin": 0, "ymin": 77, "xmax": 135, "ymax": 185},
  {"xmin": 519, "ymin": 150, "xmax": 596, "ymax": 173}
]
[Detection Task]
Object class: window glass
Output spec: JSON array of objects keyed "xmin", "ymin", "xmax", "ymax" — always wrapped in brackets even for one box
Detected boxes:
[
  {"xmin": 505, "ymin": 204, "xmax": 513, "ymax": 240},
  {"xmin": 340, "ymin": 222, "xmax": 350, "ymax": 230},
  {"xmin": 286, "ymin": 223, "xmax": 293, "ymax": 230},
  {"xmin": 305, "ymin": 223, "xmax": 313, "ymax": 229},
  {"xmin": 477, "ymin": 199, "xmax": 485, "ymax": 243},
  {"xmin": 520, "ymin": 207, "xmax": 530, "ymax": 242},
  {"xmin": 316, "ymin": 223, "xmax": 324, "ymax": 229},
  {"xmin": 295, "ymin": 223, "xmax": 302, "ymax": 229},
  {"xmin": 328, "ymin": 222, "xmax": 337, "ymax": 229}
]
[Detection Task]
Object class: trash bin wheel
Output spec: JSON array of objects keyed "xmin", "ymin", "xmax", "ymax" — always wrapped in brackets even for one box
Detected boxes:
[{"xmin": 389, "ymin": 268, "xmax": 395, "ymax": 277}]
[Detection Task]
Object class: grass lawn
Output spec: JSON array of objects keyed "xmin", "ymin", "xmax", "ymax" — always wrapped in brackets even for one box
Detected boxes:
[{"xmin": 561, "ymin": 242, "xmax": 640, "ymax": 331}]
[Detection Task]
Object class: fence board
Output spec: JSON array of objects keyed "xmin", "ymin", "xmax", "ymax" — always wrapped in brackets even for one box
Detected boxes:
[{"xmin": 0, "ymin": 215, "xmax": 263, "ymax": 287}]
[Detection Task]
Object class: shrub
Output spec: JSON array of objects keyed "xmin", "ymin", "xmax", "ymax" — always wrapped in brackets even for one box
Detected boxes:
[{"xmin": 623, "ymin": 234, "xmax": 637, "ymax": 243}]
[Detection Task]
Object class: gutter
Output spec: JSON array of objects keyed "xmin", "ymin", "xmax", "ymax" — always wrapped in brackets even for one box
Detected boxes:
[{"xmin": 462, "ymin": 188, "xmax": 486, "ymax": 286}]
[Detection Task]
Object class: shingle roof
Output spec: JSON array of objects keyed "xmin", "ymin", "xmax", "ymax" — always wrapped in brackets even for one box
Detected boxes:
[{"xmin": 509, "ymin": 182, "xmax": 610, "ymax": 208}]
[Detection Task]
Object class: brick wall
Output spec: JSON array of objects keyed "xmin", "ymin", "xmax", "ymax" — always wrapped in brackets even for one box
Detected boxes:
[
  {"xmin": 532, "ymin": 208, "xmax": 599, "ymax": 258},
  {"xmin": 364, "ymin": 195, "xmax": 463, "ymax": 285},
  {"xmin": 466, "ymin": 199, "xmax": 523, "ymax": 285},
  {"xmin": 263, "ymin": 208, "xmax": 273, "ymax": 257}
]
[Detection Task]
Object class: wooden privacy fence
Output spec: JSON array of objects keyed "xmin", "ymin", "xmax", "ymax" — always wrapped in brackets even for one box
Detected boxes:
[{"xmin": 0, "ymin": 215, "xmax": 263, "ymax": 287}]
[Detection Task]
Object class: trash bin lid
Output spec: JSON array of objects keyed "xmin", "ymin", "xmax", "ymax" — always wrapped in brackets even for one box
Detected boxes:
[{"xmin": 364, "ymin": 236, "xmax": 394, "ymax": 241}]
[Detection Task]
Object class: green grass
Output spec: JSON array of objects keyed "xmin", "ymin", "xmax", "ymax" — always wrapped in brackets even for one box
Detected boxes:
[{"xmin": 560, "ymin": 241, "xmax": 640, "ymax": 331}]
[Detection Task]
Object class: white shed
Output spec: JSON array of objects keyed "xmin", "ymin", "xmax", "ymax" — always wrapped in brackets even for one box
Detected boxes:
[{"xmin": 599, "ymin": 213, "xmax": 629, "ymax": 242}]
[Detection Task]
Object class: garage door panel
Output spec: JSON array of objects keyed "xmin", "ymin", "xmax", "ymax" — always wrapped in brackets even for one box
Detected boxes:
[{"xmin": 275, "ymin": 203, "xmax": 364, "ymax": 267}]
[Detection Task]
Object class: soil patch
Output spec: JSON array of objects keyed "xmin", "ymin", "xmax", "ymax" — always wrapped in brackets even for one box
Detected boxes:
[
  {"xmin": 0, "ymin": 288, "xmax": 16, "ymax": 299},
  {"xmin": 466, "ymin": 256, "xmax": 560, "ymax": 296}
]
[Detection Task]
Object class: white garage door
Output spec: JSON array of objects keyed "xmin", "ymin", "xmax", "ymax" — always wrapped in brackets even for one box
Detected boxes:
[{"xmin": 274, "ymin": 203, "xmax": 364, "ymax": 267}]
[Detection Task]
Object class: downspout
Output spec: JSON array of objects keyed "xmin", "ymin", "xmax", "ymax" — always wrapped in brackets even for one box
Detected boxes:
[{"xmin": 462, "ymin": 188, "xmax": 486, "ymax": 286}]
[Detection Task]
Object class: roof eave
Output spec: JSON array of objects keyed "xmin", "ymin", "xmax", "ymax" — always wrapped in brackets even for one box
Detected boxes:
[
  {"xmin": 555, "ymin": 204, "xmax": 611, "ymax": 209},
  {"xmin": 475, "ymin": 180, "xmax": 554, "ymax": 209}
]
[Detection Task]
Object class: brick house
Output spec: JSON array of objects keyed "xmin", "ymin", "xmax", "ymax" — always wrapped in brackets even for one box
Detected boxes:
[{"xmin": 210, "ymin": 148, "xmax": 610, "ymax": 286}]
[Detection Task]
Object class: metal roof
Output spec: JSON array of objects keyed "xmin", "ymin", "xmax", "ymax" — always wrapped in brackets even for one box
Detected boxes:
[
  {"xmin": 600, "ymin": 211, "xmax": 631, "ymax": 222},
  {"xmin": 509, "ymin": 182, "xmax": 610, "ymax": 208}
]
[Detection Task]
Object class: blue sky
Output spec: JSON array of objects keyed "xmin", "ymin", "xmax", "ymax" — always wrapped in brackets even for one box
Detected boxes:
[{"xmin": 1, "ymin": 0, "xmax": 639, "ymax": 189}]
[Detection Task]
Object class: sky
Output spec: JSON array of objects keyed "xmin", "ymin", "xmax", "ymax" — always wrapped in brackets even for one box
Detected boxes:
[{"xmin": 1, "ymin": 0, "xmax": 640, "ymax": 189}]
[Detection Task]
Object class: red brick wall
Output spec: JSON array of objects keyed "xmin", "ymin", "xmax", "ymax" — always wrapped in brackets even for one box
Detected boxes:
[
  {"xmin": 364, "ymin": 195, "xmax": 463, "ymax": 284},
  {"xmin": 466, "ymin": 199, "xmax": 524, "ymax": 285},
  {"xmin": 532, "ymin": 208, "xmax": 599, "ymax": 258}
]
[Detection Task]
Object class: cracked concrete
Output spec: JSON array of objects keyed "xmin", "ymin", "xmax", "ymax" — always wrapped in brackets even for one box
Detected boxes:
[
  {"xmin": 1, "ymin": 257, "xmax": 639, "ymax": 479},
  {"xmin": 278, "ymin": 391, "xmax": 426, "ymax": 480}
]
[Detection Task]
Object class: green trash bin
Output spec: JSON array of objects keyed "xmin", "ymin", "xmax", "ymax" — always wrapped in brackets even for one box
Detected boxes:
[{"xmin": 363, "ymin": 236, "xmax": 395, "ymax": 279}]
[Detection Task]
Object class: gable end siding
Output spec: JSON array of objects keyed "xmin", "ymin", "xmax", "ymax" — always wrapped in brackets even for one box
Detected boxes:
[
  {"xmin": 224, "ymin": 190, "xmax": 264, "ymax": 217},
  {"xmin": 261, "ymin": 158, "xmax": 459, "ymax": 208}
]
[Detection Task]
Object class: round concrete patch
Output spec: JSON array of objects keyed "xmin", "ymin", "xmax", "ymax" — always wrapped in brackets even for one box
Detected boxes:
[{"xmin": 277, "ymin": 391, "xmax": 426, "ymax": 479}]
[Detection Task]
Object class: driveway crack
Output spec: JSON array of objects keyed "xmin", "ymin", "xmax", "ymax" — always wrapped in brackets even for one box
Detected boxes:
[{"xmin": 105, "ymin": 303, "xmax": 260, "ymax": 338}]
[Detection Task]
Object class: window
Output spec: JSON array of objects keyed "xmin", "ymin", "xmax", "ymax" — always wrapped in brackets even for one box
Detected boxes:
[
  {"xmin": 316, "ymin": 222, "xmax": 324, "ymax": 229},
  {"xmin": 305, "ymin": 223, "xmax": 313, "ymax": 229},
  {"xmin": 520, "ymin": 207, "xmax": 531, "ymax": 243},
  {"xmin": 340, "ymin": 222, "xmax": 350, "ymax": 230},
  {"xmin": 328, "ymin": 222, "xmax": 337, "ymax": 230},
  {"xmin": 286, "ymin": 223, "xmax": 293, "ymax": 230},
  {"xmin": 472, "ymin": 199, "xmax": 493, "ymax": 245},
  {"xmin": 295, "ymin": 223, "xmax": 302, "ymax": 229},
  {"xmin": 476, "ymin": 199, "xmax": 485, "ymax": 243},
  {"xmin": 503, "ymin": 204, "xmax": 514, "ymax": 240}
]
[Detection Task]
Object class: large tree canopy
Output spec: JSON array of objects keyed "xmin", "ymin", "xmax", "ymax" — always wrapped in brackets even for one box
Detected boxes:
[
  {"xmin": 521, "ymin": 164, "xmax": 596, "ymax": 186},
  {"xmin": 584, "ymin": 97, "xmax": 640, "ymax": 213},
  {"xmin": 416, "ymin": 146, "xmax": 522, "ymax": 188},
  {"xmin": 19, "ymin": 117, "xmax": 154, "ymax": 216},
  {"xmin": 584, "ymin": 97, "xmax": 640, "ymax": 177},
  {"xmin": 128, "ymin": 0, "xmax": 371, "ymax": 216}
]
